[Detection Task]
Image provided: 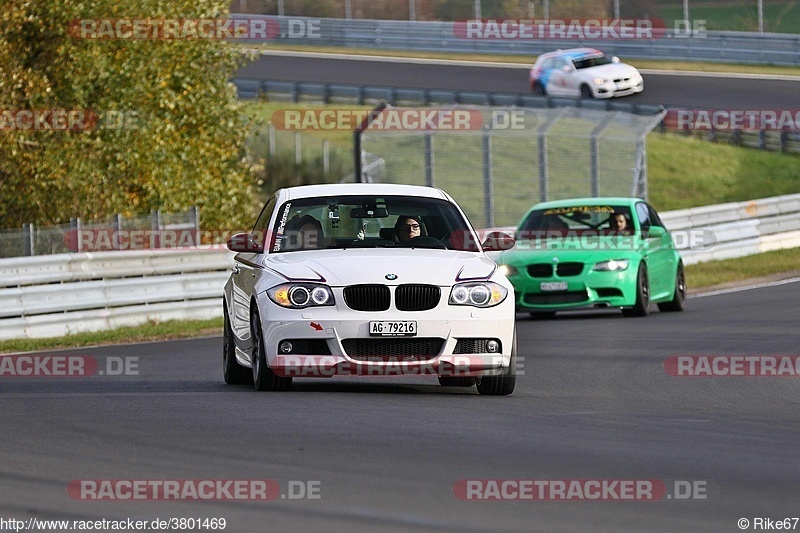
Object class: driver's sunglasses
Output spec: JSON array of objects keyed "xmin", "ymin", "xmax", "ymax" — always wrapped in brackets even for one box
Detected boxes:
[{"xmin": 402, "ymin": 223, "xmax": 420, "ymax": 231}]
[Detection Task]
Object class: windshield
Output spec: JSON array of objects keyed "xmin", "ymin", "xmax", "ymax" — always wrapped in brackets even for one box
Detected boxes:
[
  {"xmin": 572, "ymin": 54, "xmax": 612, "ymax": 70},
  {"xmin": 517, "ymin": 205, "xmax": 634, "ymax": 238},
  {"xmin": 269, "ymin": 195, "xmax": 479, "ymax": 253}
]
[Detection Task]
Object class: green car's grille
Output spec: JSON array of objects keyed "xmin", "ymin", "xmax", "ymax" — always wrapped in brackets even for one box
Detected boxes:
[
  {"xmin": 527, "ymin": 262, "xmax": 584, "ymax": 278},
  {"xmin": 524, "ymin": 291, "xmax": 588, "ymax": 305}
]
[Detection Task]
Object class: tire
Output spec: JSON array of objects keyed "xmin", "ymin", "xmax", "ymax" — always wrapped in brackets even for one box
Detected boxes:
[
  {"xmin": 250, "ymin": 308, "xmax": 292, "ymax": 391},
  {"xmin": 223, "ymin": 301, "xmax": 247, "ymax": 385},
  {"xmin": 438, "ymin": 376, "xmax": 477, "ymax": 387},
  {"xmin": 476, "ymin": 333, "xmax": 517, "ymax": 396},
  {"xmin": 622, "ymin": 263, "xmax": 650, "ymax": 317},
  {"xmin": 533, "ymin": 82, "xmax": 547, "ymax": 96},
  {"xmin": 580, "ymin": 84, "xmax": 594, "ymax": 99},
  {"xmin": 658, "ymin": 263, "xmax": 686, "ymax": 312}
]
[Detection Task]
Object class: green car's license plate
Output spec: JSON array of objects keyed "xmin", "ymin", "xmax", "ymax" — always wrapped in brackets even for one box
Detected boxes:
[{"xmin": 540, "ymin": 281, "xmax": 568, "ymax": 291}]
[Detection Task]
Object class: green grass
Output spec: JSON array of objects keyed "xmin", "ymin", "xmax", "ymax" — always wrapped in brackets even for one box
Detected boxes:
[
  {"xmin": 243, "ymin": 43, "xmax": 800, "ymax": 77},
  {"xmin": 687, "ymin": 247, "xmax": 800, "ymax": 289},
  {"xmin": 0, "ymin": 318, "xmax": 222, "ymax": 355},
  {"xmin": 658, "ymin": 1, "xmax": 800, "ymax": 33}
]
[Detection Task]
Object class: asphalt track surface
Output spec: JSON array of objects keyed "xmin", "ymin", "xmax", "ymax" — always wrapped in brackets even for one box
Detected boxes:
[
  {"xmin": 236, "ymin": 52, "xmax": 800, "ymax": 110},
  {"xmin": 3, "ymin": 280, "xmax": 800, "ymax": 532}
]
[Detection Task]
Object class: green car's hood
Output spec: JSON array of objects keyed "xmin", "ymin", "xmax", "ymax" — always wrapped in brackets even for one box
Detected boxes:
[{"xmin": 496, "ymin": 235, "xmax": 646, "ymax": 266}]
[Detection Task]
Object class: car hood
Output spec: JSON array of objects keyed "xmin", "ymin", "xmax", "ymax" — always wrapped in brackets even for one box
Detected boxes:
[
  {"xmin": 578, "ymin": 63, "xmax": 639, "ymax": 80},
  {"xmin": 263, "ymin": 249, "xmax": 498, "ymax": 286},
  {"xmin": 497, "ymin": 238, "xmax": 642, "ymax": 265}
]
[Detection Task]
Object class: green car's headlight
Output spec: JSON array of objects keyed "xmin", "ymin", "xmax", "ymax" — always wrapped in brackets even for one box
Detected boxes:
[
  {"xmin": 593, "ymin": 259, "xmax": 630, "ymax": 271},
  {"xmin": 498, "ymin": 264, "xmax": 519, "ymax": 277}
]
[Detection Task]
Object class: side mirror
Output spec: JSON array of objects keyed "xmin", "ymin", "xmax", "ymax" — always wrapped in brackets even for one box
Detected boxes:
[
  {"xmin": 612, "ymin": 56, "xmax": 621, "ymax": 63},
  {"xmin": 561, "ymin": 64, "xmax": 573, "ymax": 73},
  {"xmin": 227, "ymin": 232, "xmax": 263, "ymax": 253},
  {"xmin": 482, "ymin": 231, "xmax": 516, "ymax": 251},
  {"xmin": 646, "ymin": 226, "xmax": 665, "ymax": 238}
]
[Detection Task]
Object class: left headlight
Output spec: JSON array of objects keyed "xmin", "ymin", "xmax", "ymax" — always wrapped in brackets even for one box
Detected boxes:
[
  {"xmin": 449, "ymin": 282, "xmax": 508, "ymax": 308},
  {"xmin": 593, "ymin": 77, "xmax": 606, "ymax": 85},
  {"xmin": 267, "ymin": 283, "xmax": 335, "ymax": 309},
  {"xmin": 593, "ymin": 259, "xmax": 630, "ymax": 272}
]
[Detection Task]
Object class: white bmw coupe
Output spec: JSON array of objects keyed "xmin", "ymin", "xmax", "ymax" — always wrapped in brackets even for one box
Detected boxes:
[
  {"xmin": 223, "ymin": 183, "xmax": 517, "ymax": 395},
  {"xmin": 530, "ymin": 48, "xmax": 644, "ymax": 99}
]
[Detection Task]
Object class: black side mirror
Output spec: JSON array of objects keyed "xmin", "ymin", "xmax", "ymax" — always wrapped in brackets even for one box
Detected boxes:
[{"xmin": 227, "ymin": 232, "xmax": 263, "ymax": 253}]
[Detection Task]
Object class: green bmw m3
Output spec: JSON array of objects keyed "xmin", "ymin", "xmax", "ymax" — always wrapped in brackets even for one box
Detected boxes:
[{"xmin": 495, "ymin": 197, "xmax": 686, "ymax": 318}]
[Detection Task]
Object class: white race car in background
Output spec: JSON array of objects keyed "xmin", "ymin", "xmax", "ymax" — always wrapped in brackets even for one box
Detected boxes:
[
  {"xmin": 223, "ymin": 183, "xmax": 517, "ymax": 395},
  {"xmin": 529, "ymin": 48, "xmax": 644, "ymax": 99}
]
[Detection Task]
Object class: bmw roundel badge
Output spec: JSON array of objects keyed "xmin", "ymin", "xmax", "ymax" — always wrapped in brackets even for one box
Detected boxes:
[{"xmin": 385, "ymin": 273, "xmax": 398, "ymax": 280}]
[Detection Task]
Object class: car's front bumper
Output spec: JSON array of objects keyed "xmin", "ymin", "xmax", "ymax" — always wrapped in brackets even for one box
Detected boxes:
[
  {"xmin": 252, "ymin": 294, "xmax": 516, "ymax": 377},
  {"xmin": 594, "ymin": 79, "xmax": 644, "ymax": 98},
  {"xmin": 509, "ymin": 268, "xmax": 638, "ymax": 310}
]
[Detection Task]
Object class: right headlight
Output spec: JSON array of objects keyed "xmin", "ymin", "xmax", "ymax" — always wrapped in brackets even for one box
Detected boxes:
[
  {"xmin": 449, "ymin": 282, "xmax": 508, "ymax": 308},
  {"xmin": 593, "ymin": 259, "xmax": 630, "ymax": 272}
]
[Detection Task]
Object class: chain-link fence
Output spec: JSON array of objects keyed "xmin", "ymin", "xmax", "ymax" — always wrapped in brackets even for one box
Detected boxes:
[{"xmin": 356, "ymin": 106, "xmax": 665, "ymax": 229}]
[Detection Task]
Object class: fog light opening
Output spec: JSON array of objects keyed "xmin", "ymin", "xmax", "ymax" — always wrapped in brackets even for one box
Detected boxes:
[
  {"xmin": 279, "ymin": 341, "xmax": 293, "ymax": 354},
  {"xmin": 486, "ymin": 340, "xmax": 500, "ymax": 353}
]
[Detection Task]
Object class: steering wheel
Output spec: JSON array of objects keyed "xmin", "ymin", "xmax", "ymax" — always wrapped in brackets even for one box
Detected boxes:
[{"xmin": 399, "ymin": 236, "xmax": 448, "ymax": 250}]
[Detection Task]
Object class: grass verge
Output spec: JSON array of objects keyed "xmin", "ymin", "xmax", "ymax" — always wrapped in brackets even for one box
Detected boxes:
[{"xmin": 686, "ymin": 247, "xmax": 800, "ymax": 290}]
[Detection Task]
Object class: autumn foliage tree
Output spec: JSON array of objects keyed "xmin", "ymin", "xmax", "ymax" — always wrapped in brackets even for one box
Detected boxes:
[{"xmin": 0, "ymin": 0, "xmax": 256, "ymax": 230}]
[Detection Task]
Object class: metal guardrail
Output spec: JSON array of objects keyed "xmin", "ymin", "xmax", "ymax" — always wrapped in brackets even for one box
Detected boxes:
[
  {"xmin": 1, "ymin": 194, "xmax": 799, "ymax": 340},
  {"xmin": 233, "ymin": 15, "xmax": 800, "ymax": 66}
]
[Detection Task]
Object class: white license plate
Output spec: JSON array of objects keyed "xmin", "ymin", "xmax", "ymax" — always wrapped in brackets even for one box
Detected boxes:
[
  {"xmin": 369, "ymin": 321, "xmax": 417, "ymax": 337},
  {"xmin": 540, "ymin": 281, "xmax": 568, "ymax": 292}
]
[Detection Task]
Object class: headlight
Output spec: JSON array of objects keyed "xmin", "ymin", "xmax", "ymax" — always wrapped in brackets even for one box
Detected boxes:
[
  {"xmin": 268, "ymin": 283, "xmax": 335, "ymax": 309},
  {"xmin": 449, "ymin": 282, "xmax": 508, "ymax": 308},
  {"xmin": 593, "ymin": 259, "xmax": 630, "ymax": 271},
  {"xmin": 498, "ymin": 264, "xmax": 519, "ymax": 277},
  {"xmin": 593, "ymin": 78, "xmax": 605, "ymax": 85}
]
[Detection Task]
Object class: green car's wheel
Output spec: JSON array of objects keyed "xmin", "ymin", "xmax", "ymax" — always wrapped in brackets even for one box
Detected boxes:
[
  {"xmin": 622, "ymin": 263, "xmax": 650, "ymax": 317},
  {"xmin": 658, "ymin": 262, "xmax": 686, "ymax": 312}
]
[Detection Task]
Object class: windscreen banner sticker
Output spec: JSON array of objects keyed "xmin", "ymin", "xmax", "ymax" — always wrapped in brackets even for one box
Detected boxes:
[
  {"xmin": 273, "ymin": 202, "xmax": 292, "ymax": 252},
  {"xmin": 543, "ymin": 206, "xmax": 615, "ymax": 215}
]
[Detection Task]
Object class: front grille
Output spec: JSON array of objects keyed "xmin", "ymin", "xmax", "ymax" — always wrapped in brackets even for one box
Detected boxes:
[
  {"xmin": 454, "ymin": 338, "xmax": 501, "ymax": 354},
  {"xmin": 344, "ymin": 284, "xmax": 390, "ymax": 311},
  {"xmin": 524, "ymin": 291, "xmax": 588, "ymax": 305},
  {"xmin": 343, "ymin": 338, "xmax": 445, "ymax": 361},
  {"xmin": 527, "ymin": 264, "xmax": 553, "ymax": 278},
  {"xmin": 556, "ymin": 262, "xmax": 583, "ymax": 276},
  {"xmin": 395, "ymin": 284, "xmax": 440, "ymax": 311}
]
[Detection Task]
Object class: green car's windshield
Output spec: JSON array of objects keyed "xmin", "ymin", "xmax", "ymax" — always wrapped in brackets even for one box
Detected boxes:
[
  {"xmin": 517, "ymin": 205, "xmax": 634, "ymax": 239},
  {"xmin": 269, "ymin": 195, "xmax": 478, "ymax": 253}
]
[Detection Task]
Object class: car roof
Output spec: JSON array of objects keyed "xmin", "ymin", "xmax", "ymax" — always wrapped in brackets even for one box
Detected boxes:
[
  {"xmin": 278, "ymin": 183, "xmax": 451, "ymax": 201},
  {"xmin": 529, "ymin": 197, "xmax": 643, "ymax": 210},
  {"xmin": 539, "ymin": 48, "xmax": 604, "ymax": 60}
]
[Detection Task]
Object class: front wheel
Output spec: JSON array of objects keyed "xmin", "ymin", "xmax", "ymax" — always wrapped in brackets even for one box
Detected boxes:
[
  {"xmin": 533, "ymin": 82, "xmax": 547, "ymax": 96},
  {"xmin": 223, "ymin": 302, "xmax": 247, "ymax": 385},
  {"xmin": 580, "ymin": 84, "xmax": 594, "ymax": 99},
  {"xmin": 251, "ymin": 309, "xmax": 292, "ymax": 391},
  {"xmin": 622, "ymin": 263, "xmax": 650, "ymax": 317},
  {"xmin": 476, "ymin": 333, "xmax": 517, "ymax": 396},
  {"xmin": 658, "ymin": 263, "xmax": 686, "ymax": 312}
]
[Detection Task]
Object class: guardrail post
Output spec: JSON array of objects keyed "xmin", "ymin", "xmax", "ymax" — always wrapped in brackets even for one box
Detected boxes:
[
  {"xmin": 424, "ymin": 132, "xmax": 434, "ymax": 187},
  {"xmin": 191, "ymin": 206, "xmax": 200, "ymax": 246},
  {"xmin": 22, "ymin": 223, "xmax": 34, "ymax": 256},
  {"xmin": 112, "ymin": 214, "xmax": 122, "ymax": 251},
  {"xmin": 70, "ymin": 218, "xmax": 82, "ymax": 253},
  {"xmin": 294, "ymin": 132, "xmax": 302, "ymax": 166},
  {"xmin": 759, "ymin": 129, "xmax": 766, "ymax": 150},
  {"xmin": 151, "ymin": 210, "xmax": 162, "ymax": 249},
  {"xmin": 323, "ymin": 140, "xmax": 330, "ymax": 176},
  {"xmin": 482, "ymin": 132, "xmax": 494, "ymax": 228},
  {"xmin": 780, "ymin": 130, "xmax": 788, "ymax": 152},
  {"xmin": 268, "ymin": 124, "xmax": 276, "ymax": 157},
  {"xmin": 590, "ymin": 113, "xmax": 617, "ymax": 197}
]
